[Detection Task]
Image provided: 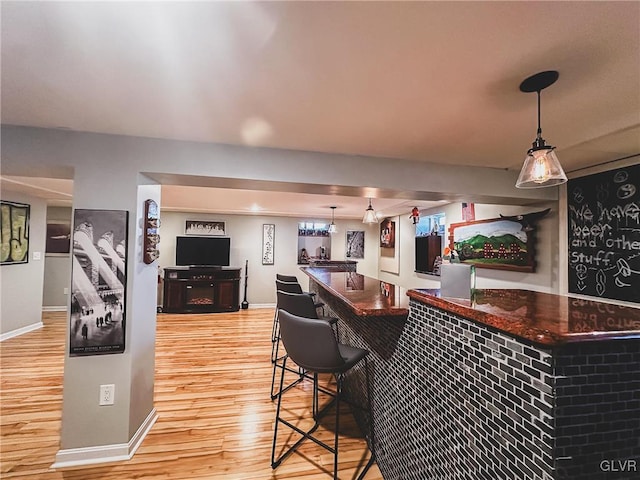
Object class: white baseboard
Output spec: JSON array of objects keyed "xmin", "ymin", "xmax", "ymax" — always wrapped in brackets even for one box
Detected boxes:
[
  {"xmin": 248, "ymin": 303, "xmax": 275, "ymax": 309},
  {"xmin": 0, "ymin": 321, "xmax": 43, "ymax": 342},
  {"xmin": 51, "ymin": 408, "xmax": 158, "ymax": 469},
  {"xmin": 42, "ymin": 306, "xmax": 67, "ymax": 312}
]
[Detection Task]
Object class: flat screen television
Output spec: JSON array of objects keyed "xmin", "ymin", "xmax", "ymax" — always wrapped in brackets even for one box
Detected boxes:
[{"xmin": 175, "ymin": 236, "xmax": 231, "ymax": 266}]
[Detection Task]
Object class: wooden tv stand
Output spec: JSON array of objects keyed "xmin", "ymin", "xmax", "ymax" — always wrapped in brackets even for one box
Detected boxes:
[{"xmin": 162, "ymin": 266, "xmax": 241, "ymax": 313}]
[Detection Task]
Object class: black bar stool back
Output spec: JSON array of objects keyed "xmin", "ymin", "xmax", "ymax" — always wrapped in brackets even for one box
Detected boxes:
[
  {"xmin": 275, "ymin": 279, "xmax": 306, "ymax": 294},
  {"xmin": 270, "ymin": 291, "xmax": 337, "ymax": 400},
  {"xmin": 271, "ymin": 279, "xmax": 324, "ymax": 363},
  {"xmin": 275, "ymin": 274, "xmax": 318, "ymax": 299},
  {"xmin": 277, "ymin": 290, "xmax": 320, "ymax": 319},
  {"xmin": 276, "ymin": 274, "xmax": 298, "ymax": 283},
  {"xmin": 270, "ymin": 280, "xmax": 303, "ymax": 358},
  {"xmin": 271, "ymin": 310, "xmax": 375, "ymax": 480}
]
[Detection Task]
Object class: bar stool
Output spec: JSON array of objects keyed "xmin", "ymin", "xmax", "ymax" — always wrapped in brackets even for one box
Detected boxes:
[
  {"xmin": 276, "ymin": 274, "xmax": 319, "ymax": 301},
  {"xmin": 275, "ymin": 273, "xmax": 300, "ymax": 283},
  {"xmin": 270, "ymin": 290, "xmax": 338, "ymax": 400},
  {"xmin": 271, "ymin": 273, "xmax": 316, "ymax": 344},
  {"xmin": 271, "ymin": 310, "xmax": 375, "ymax": 480},
  {"xmin": 271, "ymin": 279, "xmax": 324, "ymax": 362},
  {"xmin": 276, "ymin": 274, "xmax": 318, "ymax": 300}
]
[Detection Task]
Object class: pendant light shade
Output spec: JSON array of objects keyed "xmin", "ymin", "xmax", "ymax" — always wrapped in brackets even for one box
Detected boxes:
[
  {"xmin": 516, "ymin": 71, "xmax": 567, "ymax": 189},
  {"xmin": 362, "ymin": 198, "xmax": 378, "ymax": 224},
  {"xmin": 328, "ymin": 206, "xmax": 337, "ymax": 234},
  {"xmin": 516, "ymin": 146, "xmax": 566, "ymax": 188}
]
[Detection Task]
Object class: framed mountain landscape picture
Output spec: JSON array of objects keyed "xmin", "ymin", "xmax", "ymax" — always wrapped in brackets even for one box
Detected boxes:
[{"xmin": 448, "ymin": 217, "xmax": 537, "ymax": 272}]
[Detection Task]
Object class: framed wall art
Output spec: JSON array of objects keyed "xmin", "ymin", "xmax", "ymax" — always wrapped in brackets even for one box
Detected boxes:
[
  {"xmin": 262, "ymin": 223, "xmax": 275, "ymax": 265},
  {"xmin": 449, "ymin": 216, "xmax": 538, "ymax": 272},
  {"xmin": 69, "ymin": 209, "xmax": 128, "ymax": 355},
  {"xmin": 380, "ymin": 218, "xmax": 396, "ymax": 248},
  {"xmin": 1, "ymin": 200, "xmax": 30, "ymax": 265},
  {"xmin": 185, "ymin": 220, "xmax": 225, "ymax": 236},
  {"xmin": 346, "ymin": 230, "xmax": 365, "ymax": 259},
  {"xmin": 143, "ymin": 199, "xmax": 160, "ymax": 264},
  {"xmin": 45, "ymin": 221, "xmax": 71, "ymax": 255}
]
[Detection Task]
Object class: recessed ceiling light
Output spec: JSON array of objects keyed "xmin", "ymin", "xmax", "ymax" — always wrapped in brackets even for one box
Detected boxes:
[{"xmin": 241, "ymin": 117, "xmax": 273, "ymax": 146}]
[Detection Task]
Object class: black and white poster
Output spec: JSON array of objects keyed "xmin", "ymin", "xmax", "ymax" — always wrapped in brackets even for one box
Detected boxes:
[
  {"xmin": 567, "ymin": 164, "xmax": 639, "ymax": 303},
  {"xmin": 346, "ymin": 230, "xmax": 365, "ymax": 258},
  {"xmin": 69, "ymin": 209, "xmax": 128, "ymax": 355}
]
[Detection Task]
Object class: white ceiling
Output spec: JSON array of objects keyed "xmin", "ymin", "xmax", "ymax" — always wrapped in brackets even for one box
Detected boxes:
[{"xmin": 1, "ymin": 1, "xmax": 639, "ymax": 217}]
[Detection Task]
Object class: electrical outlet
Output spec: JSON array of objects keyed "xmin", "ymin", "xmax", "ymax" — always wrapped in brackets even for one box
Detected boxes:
[
  {"xmin": 63, "ymin": 287, "xmax": 69, "ymax": 295},
  {"xmin": 99, "ymin": 384, "xmax": 115, "ymax": 406}
]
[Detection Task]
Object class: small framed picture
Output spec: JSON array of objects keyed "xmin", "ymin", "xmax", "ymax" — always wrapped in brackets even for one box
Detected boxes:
[
  {"xmin": 46, "ymin": 221, "xmax": 71, "ymax": 255},
  {"xmin": 262, "ymin": 224, "xmax": 275, "ymax": 265},
  {"xmin": 380, "ymin": 219, "xmax": 396, "ymax": 248},
  {"xmin": 185, "ymin": 220, "xmax": 225, "ymax": 236},
  {"xmin": 346, "ymin": 230, "xmax": 365, "ymax": 259},
  {"xmin": 1, "ymin": 200, "xmax": 30, "ymax": 265}
]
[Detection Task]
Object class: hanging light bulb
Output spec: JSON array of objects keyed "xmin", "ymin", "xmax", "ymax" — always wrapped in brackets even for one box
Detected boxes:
[
  {"xmin": 362, "ymin": 198, "xmax": 378, "ymax": 224},
  {"xmin": 328, "ymin": 206, "xmax": 337, "ymax": 234},
  {"xmin": 516, "ymin": 71, "xmax": 567, "ymax": 188},
  {"xmin": 517, "ymin": 143, "xmax": 564, "ymax": 186}
]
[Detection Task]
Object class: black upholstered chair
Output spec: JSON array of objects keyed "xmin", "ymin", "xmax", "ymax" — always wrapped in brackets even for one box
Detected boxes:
[
  {"xmin": 271, "ymin": 279, "xmax": 324, "ymax": 361},
  {"xmin": 275, "ymin": 274, "xmax": 298, "ymax": 283},
  {"xmin": 270, "ymin": 290, "xmax": 337, "ymax": 400},
  {"xmin": 275, "ymin": 274, "xmax": 318, "ymax": 298},
  {"xmin": 271, "ymin": 309, "xmax": 375, "ymax": 480}
]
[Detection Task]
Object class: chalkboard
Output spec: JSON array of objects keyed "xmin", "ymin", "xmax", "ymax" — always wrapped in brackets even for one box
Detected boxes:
[{"xmin": 567, "ymin": 164, "xmax": 639, "ymax": 303}]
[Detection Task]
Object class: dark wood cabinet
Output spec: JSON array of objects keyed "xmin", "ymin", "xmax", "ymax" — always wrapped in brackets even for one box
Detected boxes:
[
  {"xmin": 415, "ymin": 235, "xmax": 442, "ymax": 274},
  {"xmin": 162, "ymin": 267, "xmax": 241, "ymax": 313}
]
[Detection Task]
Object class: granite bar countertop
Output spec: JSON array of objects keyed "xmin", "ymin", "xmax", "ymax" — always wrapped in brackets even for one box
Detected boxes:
[
  {"xmin": 302, "ymin": 267, "xmax": 409, "ymax": 318},
  {"xmin": 408, "ymin": 288, "xmax": 640, "ymax": 346},
  {"xmin": 307, "ymin": 260, "xmax": 358, "ymax": 266}
]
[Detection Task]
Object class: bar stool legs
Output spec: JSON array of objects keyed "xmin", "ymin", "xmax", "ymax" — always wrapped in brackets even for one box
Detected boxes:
[
  {"xmin": 271, "ymin": 356, "xmax": 375, "ymax": 480},
  {"xmin": 270, "ymin": 322, "xmax": 304, "ymax": 400},
  {"xmin": 359, "ymin": 357, "xmax": 376, "ymax": 480},
  {"xmin": 270, "ymin": 309, "xmax": 280, "ymax": 363},
  {"xmin": 271, "ymin": 308, "xmax": 279, "ymax": 343}
]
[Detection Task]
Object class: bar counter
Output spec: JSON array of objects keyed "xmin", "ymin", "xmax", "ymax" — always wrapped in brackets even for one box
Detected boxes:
[
  {"xmin": 409, "ymin": 288, "xmax": 640, "ymax": 346},
  {"xmin": 301, "ymin": 267, "xmax": 408, "ymax": 317},
  {"xmin": 303, "ymin": 268, "xmax": 640, "ymax": 480},
  {"xmin": 306, "ymin": 259, "xmax": 358, "ymax": 272}
]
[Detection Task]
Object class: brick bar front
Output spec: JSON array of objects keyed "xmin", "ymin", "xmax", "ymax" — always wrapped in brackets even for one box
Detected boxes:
[{"xmin": 304, "ymin": 270, "xmax": 640, "ymax": 480}]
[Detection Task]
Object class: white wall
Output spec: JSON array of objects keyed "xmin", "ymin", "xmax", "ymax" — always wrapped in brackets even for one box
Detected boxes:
[
  {"xmin": 378, "ymin": 201, "xmax": 560, "ymax": 293},
  {"xmin": 158, "ymin": 212, "xmax": 379, "ymax": 305},
  {"xmin": 1, "ymin": 192, "xmax": 47, "ymax": 337},
  {"xmin": 43, "ymin": 201, "xmax": 560, "ymax": 316}
]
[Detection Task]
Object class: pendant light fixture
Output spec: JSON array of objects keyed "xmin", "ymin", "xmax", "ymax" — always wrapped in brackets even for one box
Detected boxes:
[
  {"xmin": 362, "ymin": 198, "xmax": 378, "ymax": 224},
  {"xmin": 516, "ymin": 70, "xmax": 567, "ymax": 188},
  {"xmin": 328, "ymin": 206, "xmax": 337, "ymax": 234}
]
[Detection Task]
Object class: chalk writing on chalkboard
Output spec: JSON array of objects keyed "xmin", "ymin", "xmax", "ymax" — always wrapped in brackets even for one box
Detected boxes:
[{"xmin": 567, "ymin": 164, "xmax": 639, "ymax": 303}]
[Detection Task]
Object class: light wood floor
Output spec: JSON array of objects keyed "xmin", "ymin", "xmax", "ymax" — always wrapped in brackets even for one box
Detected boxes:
[{"xmin": 1, "ymin": 309, "xmax": 382, "ymax": 479}]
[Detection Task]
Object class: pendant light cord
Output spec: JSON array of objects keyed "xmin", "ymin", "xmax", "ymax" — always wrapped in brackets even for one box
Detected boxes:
[{"xmin": 537, "ymin": 90, "xmax": 542, "ymax": 137}]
